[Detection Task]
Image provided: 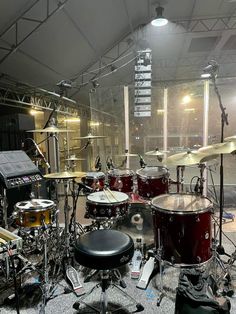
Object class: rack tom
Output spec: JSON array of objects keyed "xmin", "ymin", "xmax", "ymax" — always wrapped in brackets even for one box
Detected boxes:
[
  {"xmin": 108, "ymin": 169, "xmax": 134, "ymax": 193},
  {"xmin": 81, "ymin": 171, "xmax": 105, "ymax": 191},
  {"xmin": 136, "ymin": 166, "xmax": 169, "ymax": 198}
]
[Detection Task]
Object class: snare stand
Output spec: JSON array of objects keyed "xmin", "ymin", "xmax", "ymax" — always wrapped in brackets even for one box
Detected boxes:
[{"xmin": 176, "ymin": 166, "xmax": 185, "ymax": 193}]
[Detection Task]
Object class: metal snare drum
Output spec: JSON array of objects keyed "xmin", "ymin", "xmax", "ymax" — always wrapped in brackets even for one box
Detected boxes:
[
  {"xmin": 151, "ymin": 193, "xmax": 213, "ymax": 266},
  {"xmin": 85, "ymin": 191, "xmax": 129, "ymax": 219},
  {"xmin": 15, "ymin": 199, "xmax": 56, "ymax": 229},
  {"xmin": 136, "ymin": 166, "xmax": 169, "ymax": 198}
]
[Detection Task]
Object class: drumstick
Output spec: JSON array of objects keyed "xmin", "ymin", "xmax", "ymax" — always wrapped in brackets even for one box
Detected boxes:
[
  {"xmin": 106, "ymin": 188, "xmax": 120, "ymax": 202},
  {"xmin": 103, "ymin": 188, "xmax": 114, "ymax": 203}
]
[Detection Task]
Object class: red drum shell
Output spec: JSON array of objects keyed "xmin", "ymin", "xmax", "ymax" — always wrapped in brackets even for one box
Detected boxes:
[
  {"xmin": 85, "ymin": 191, "xmax": 129, "ymax": 219},
  {"xmin": 108, "ymin": 169, "xmax": 134, "ymax": 193},
  {"xmin": 151, "ymin": 193, "xmax": 213, "ymax": 266},
  {"xmin": 136, "ymin": 166, "xmax": 169, "ymax": 198},
  {"xmin": 81, "ymin": 171, "xmax": 105, "ymax": 191}
]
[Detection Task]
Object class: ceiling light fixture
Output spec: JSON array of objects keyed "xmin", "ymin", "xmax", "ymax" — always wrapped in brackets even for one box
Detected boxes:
[{"xmin": 151, "ymin": 6, "xmax": 168, "ymax": 27}]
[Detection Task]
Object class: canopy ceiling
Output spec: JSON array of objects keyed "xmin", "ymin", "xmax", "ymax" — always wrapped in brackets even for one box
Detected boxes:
[{"xmin": 1, "ymin": 0, "xmax": 236, "ymax": 104}]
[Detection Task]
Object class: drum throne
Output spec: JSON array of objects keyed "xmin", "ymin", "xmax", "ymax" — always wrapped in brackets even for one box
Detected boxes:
[{"xmin": 73, "ymin": 229, "xmax": 144, "ymax": 313}]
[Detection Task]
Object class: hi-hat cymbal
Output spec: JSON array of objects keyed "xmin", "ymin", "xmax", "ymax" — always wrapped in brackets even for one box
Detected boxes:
[
  {"xmin": 198, "ymin": 142, "xmax": 236, "ymax": 155},
  {"xmin": 65, "ymin": 157, "xmax": 85, "ymax": 161},
  {"xmin": 27, "ymin": 126, "xmax": 75, "ymax": 133},
  {"xmin": 73, "ymin": 133, "xmax": 107, "ymax": 140},
  {"xmin": 44, "ymin": 171, "xmax": 85, "ymax": 180},
  {"xmin": 165, "ymin": 150, "xmax": 215, "ymax": 166}
]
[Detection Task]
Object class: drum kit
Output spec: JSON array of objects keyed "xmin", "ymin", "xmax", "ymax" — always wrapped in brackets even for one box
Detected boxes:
[{"xmin": 2, "ymin": 129, "xmax": 236, "ymax": 311}]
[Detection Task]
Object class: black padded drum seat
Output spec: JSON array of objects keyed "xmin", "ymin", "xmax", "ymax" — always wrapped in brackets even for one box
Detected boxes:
[{"xmin": 74, "ymin": 229, "xmax": 134, "ymax": 270}]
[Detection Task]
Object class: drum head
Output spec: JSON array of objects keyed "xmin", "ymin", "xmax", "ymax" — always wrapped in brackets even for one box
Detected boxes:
[
  {"xmin": 151, "ymin": 193, "xmax": 212, "ymax": 214},
  {"xmin": 136, "ymin": 166, "xmax": 168, "ymax": 178},
  {"xmin": 15, "ymin": 199, "xmax": 55, "ymax": 211},
  {"xmin": 86, "ymin": 171, "xmax": 105, "ymax": 178},
  {"xmin": 87, "ymin": 191, "xmax": 129, "ymax": 204},
  {"xmin": 108, "ymin": 169, "xmax": 134, "ymax": 176}
]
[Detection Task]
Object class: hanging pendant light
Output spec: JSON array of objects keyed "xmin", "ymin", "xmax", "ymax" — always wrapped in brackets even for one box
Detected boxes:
[{"xmin": 151, "ymin": 6, "xmax": 168, "ymax": 27}]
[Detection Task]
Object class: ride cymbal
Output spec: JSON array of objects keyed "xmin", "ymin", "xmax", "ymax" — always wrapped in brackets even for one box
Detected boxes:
[
  {"xmin": 165, "ymin": 150, "xmax": 215, "ymax": 166},
  {"xmin": 198, "ymin": 142, "xmax": 236, "ymax": 155},
  {"xmin": 27, "ymin": 126, "xmax": 75, "ymax": 133}
]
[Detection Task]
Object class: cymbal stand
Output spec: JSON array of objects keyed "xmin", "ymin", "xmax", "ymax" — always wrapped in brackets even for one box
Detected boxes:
[
  {"xmin": 176, "ymin": 166, "xmax": 185, "ymax": 193},
  {"xmin": 211, "ymin": 74, "xmax": 229, "ymax": 252},
  {"xmin": 63, "ymin": 179, "xmax": 71, "ymax": 259},
  {"xmin": 155, "ymin": 228, "xmax": 165, "ymax": 306},
  {"xmin": 39, "ymin": 220, "xmax": 50, "ymax": 314}
]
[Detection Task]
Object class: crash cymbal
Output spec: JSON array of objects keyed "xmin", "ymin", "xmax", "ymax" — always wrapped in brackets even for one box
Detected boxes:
[
  {"xmin": 145, "ymin": 149, "xmax": 168, "ymax": 156},
  {"xmin": 165, "ymin": 150, "xmax": 215, "ymax": 166},
  {"xmin": 65, "ymin": 157, "xmax": 85, "ymax": 161},
  {"xmin": 73, "ymin": 171, "xmax": 87, "ymax": 178},
  {"xmin": 44, "ymin": 171, "xmax": 78, "ymax": 179},
  {"xmin": 198, "ymin": 142, "xmax": 236, "ymax": 155},
  {"xmin": 117, "ymin": 153, "xmax": 138, "ymax": 157},
  {"xmin": 73, "ymin": 133, "xmax": 107, "ymax": 140},
  {"xmin": 224, "ymin": 135, "xmax": 236, "ymax": 142},
  {"xmin": 27, "ymin": 126, "xmax": 75, "ymax": 133}
]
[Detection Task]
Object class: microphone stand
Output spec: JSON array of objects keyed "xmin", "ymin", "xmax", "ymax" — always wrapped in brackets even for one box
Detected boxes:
[{"xmin": 211, "ymin": 74, "xmax": 229, "ymax": 252}]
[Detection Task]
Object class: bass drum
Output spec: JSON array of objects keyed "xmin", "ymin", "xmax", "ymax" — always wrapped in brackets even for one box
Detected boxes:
[
  {"xmin": 85, "ymin": 190, "xmax": 129, "ymax": 220},
  {"xmin": 14, "ymin": 199, "xmax": 56, "ymax": 229},
  {"xmin": 151, "ymin": 193, "xmax": 213, "ymax": 266},
  {"xmin": 136, "ymin": 166, "xmax": 169, "ymax": 198},
  {"xmin": 114, "ymin": 203, "xmax": 154, "ymax": 247}
]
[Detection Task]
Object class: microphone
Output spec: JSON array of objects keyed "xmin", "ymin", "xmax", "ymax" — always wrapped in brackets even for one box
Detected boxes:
[
  {"xmin": 203, "ymin": 60, "xmax": 218, "ymax": 75},
  {"xmin": 78, "ymin": 182, "xmax": 93, "ymax": 193},
  {"xmin": 32, "ymin": 140, "xmax": 50, "ymax": 169},
  {"xmin": 194, "ymin": 177, "xmax": 200, "ymax": 194},
  {"xmin": 95, "ymin": 155, "xmax": 102, "ymax": 171},
  {"xmin": 138, "ymin": 154, "xmax": 146, "ymax": 168}
]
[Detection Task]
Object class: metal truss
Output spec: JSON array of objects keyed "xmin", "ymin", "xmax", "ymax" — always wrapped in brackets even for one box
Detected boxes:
[
  {"xmin": 0, "ymin": 81, "xmax": 79, "ymax": 116},
  {"xmin": 0, "ymin": 0, "xmax": 71, "ymax": 65}
]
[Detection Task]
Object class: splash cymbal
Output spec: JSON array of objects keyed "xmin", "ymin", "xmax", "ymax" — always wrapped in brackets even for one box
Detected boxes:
[
  {"xmin": 44, "ymin": 171, "xmax": 86, "ymax": 179},
  {"xmin": 198, "ymin": 142, "xmax": 236, "ymax": 155},
  {"xmin": 27, "ymin": 126, "xmax": 75, "ymax": 133},
  {"xmin": 165, "ymin": 150, "xmax": 215, "ymax": 166},
  {"xmin": 73, "ymin": 133, "xmax": 107, "ymax": 140}
]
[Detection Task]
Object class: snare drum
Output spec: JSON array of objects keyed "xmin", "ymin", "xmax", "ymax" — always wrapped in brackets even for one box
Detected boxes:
[
  {"xmin": 85, "ymin": 190, "xmax": 129, "ymax": 219},
  {"xmin": 15, "ymin": 199, "xmax": 56, "ymax": 229},
  {"xmin": 108, "ymin": 169, "xmax": 134, "ymax": 193},
  {"xmin": 151, "ymin": 193, "xmax": 213, "ymax": 266},
  {"xmin": 136, "ymin": 166, "xmax": 169, "ymax": 198},
  {"xmin": 81, "ymin": 171, "xmax": 105, "ymax": 191}
]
